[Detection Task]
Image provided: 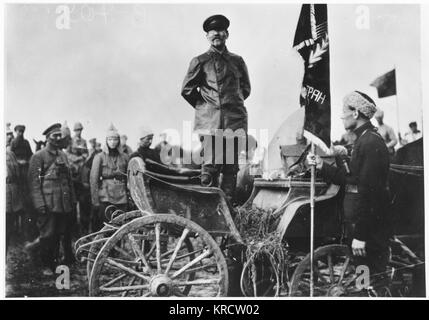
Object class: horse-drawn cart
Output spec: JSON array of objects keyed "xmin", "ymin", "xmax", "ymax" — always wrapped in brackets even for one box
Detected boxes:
[{"xmin": 75, "ymin": 144, "xmax": 425, "ymax": 297}]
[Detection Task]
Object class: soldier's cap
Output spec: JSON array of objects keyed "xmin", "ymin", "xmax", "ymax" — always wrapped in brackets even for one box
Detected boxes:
[
  {"xmin": 74, "ymin": 122, "xmax": 83, "ymax": 131},
  {"xmin": 106, "ymin": 123, "xmax": 120, "ymax": 138},
  {"xmin": 43, "ymin": 123, "xmax": 62, "ymax": 136},
  {"xmin": 14, "ymin": 125, "xmax": 26, "ymax": 132},
  {"xmin": 343, "ymin": 91, "xmax": 377, "ymax": 119},
  {"xmin": 139, "ymin": 126, "xmax": 154, "ymax": 139},
  {"xmin": 203, "ymin": 14, "xmax": 230, "ymax": 32}
]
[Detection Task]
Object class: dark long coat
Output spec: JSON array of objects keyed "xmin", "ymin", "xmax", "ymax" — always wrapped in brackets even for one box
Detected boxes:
[{"xmin": 181, "ymin": 46, "xmax": 251, "ymax": 134}]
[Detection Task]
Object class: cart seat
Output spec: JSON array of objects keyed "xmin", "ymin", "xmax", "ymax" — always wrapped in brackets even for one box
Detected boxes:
[{"xmin": 144, "ymin": 159, "xmax": 201, "ymax": 184}]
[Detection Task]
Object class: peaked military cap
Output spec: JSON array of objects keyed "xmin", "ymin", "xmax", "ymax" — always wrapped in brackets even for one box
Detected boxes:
[
  {"xmin": 14, "ymin": 125, "xmax": 26, "ymax": 132},
  {"xmin": 43, "ymin": 123, "xmax": 62, "ymax": 136},
  {"xmin": 203, "ymin": 14, "xmax": 230, "ymax": 32}
]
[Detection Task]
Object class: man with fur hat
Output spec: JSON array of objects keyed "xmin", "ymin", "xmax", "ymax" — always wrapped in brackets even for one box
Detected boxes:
[
  {"xmin": 181, "ymin": 14, "xmax": 251, "ymax": 203},
  {"xmin": 27, "ymin": 123, "xmax": 76, "ymax": 275},
  {"xmin": 307, "ymin": 91, "xmax": 392, "ymax": 293},
  {"xmin": 129, "ymin": 126, "xmax": 161, "ymax": 164},
  {"xmin": 90, "ymin": 124, "xmax": 129, "ymax": 231}
]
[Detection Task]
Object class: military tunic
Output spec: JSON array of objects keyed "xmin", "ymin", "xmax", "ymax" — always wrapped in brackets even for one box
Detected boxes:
[
  {"xmin": 28, "ymin": 143, "xmax": 76, "ymax": 268},
  {"xmin": 90, "ymin": 148, "xmax": 129, "ymax": 206},
  {"xmin": 320, "ymin": 122, "xmax": 391, "ymax": 246},
  {"xmin": 71, "ymin": 136, "xmax": 88, "ymax": 152},
  {"xmin": 10, "ymin": 136, "xmax": 33, "ymax": 163},
  {"xmin": 28, "ymin": 144, "xmax": 76, "ymax": 213}
]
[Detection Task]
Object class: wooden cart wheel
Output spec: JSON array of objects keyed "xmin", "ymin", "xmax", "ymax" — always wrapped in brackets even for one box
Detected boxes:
[
  {"xmin": 289, "ymin": 244, "xmax": 359, "ymax": 297},
  {"xmin": 86, "ymin": 210, "xmax": 146, "ymax": 279},
  {"xmin": 89, "ymin": 214, "xmax": 229, "ymax": 297}
]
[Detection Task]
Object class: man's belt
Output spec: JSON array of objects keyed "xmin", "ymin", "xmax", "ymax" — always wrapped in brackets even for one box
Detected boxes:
[{"xmin": 345, "ymin": 184, "xmax": 358, "ymax": 194}]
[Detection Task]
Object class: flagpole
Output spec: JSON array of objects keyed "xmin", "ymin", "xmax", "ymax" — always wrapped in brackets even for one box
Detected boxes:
[
  {"xmin": 394, "ymin": 65, "xmax": 401, "ymax": 138},
  {"xmin": 310, "ymin": 141, "xmax": 315, "ymax": 297}
]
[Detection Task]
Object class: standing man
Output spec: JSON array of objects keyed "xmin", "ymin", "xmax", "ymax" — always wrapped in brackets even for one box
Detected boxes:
[
  {"xmin": 69, "ymin": 122, "xmax": 89, "ymax": 234},
  {"xmin": 400, "ymin": 121, "xmax": 422, "ymax": 146},
  {"xmin": 181, "ymin": 14, "xmax": 251, "ymax": 204},
  {"xmin": 90, "ymin": 124, "xmax": 129, "ymax": 231},
  {"xmin": 374, "ymin": 109, "xmax": 397, "ymax": 156},
  {"xmin": 10, "ymin": 124, "xmax": 34, "ymax": 238},
  {"xmin": 28, "ymin": 123, "xmax": 76, "ymax": 275},
  {"xmin": 81, "ymin": 138, "xmax": 101, "ymax": 233},
  {"xmin": 120, "ymin": 134, "xmax": 133, "ymax": 155},
  {"xmin": 10, "ymin": 125, "xmax": 33, "ymax": 163},
  {"xmin": 307, "ymin": 91, "xmax": 391, "ymax": 292},
  {"xmin": 72, "ymin": 122, "xmax": 88, "ymax": 158},
  {"xmin": 88, "ymin": 138, "xmax": 97, "ymax": 158},
  {"xmin": 6, "ymin": 150, "xmax": 24, "ymax": 251},
  {"xmin": 130, "ymin": 126, "xmax": 161, "ymax": 164},
  {"xmin": 6, "ymin": 123, "xmax": 14, "ymax": 151}
]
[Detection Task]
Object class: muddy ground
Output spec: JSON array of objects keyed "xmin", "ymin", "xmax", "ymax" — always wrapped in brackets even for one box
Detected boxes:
[{"xmin": 6, "ymin": 235, "xmax": 88, "ymax": 298}]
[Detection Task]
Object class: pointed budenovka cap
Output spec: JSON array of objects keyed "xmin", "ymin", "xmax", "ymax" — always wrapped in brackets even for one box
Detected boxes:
[
  {"xmin": 74, "ymin": 122, "xmax": 83, "ymax": 131},
  {"xmin": 106, "ymin": 123, "xmax": 119, "ymax": 138}
]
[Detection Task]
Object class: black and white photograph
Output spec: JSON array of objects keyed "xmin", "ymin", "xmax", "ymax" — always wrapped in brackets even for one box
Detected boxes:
[{"xmin": 2, "ymin": 1, "xmax": 427, "ymax": 300}]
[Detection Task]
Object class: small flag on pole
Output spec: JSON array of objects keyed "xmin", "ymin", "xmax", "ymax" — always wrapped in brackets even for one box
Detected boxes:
[
  {"xmin": 370, "ymin": 69, "xmax": 397, "ymax": 98},
  {"xmin": 293, "ymin": 4, "xmax": 331, "ymax": 152}
]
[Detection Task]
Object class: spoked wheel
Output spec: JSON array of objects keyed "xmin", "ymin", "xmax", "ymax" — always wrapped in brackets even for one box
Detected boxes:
[
  {"xmin": 86, "ymin": 210, "xmax": 146, "ymax": 279},
  {"xmin": 289, "ymin": 244, "xmax": 359, "ymax": 297},
  {"xmin": 89, "ymin": 214, "xmax": 229, "ymax": 297}
]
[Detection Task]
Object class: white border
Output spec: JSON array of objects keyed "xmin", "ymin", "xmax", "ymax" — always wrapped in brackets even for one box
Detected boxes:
[{"xmin": 1, "ymin": 0, "xmax": 428, "ymax": 300}]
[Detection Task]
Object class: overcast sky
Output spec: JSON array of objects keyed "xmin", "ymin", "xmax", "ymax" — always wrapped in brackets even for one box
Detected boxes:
[{"xmin": 5, "ymin": 3, "xmax": 421, "ymax": 150}]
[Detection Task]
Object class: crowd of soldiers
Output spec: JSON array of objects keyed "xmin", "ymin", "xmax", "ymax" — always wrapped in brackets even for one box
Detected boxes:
[{"xmin": 6, "ymin": 121, "xmax": 166, "ymax": 276}]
